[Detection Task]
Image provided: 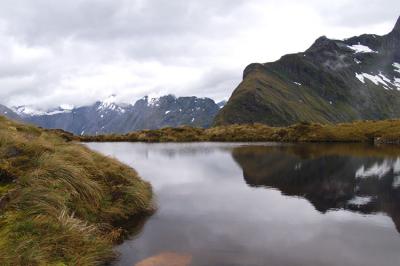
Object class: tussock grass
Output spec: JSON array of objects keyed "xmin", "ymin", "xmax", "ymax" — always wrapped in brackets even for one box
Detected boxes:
[
  {"xmin": 80, "ymin": 119, "xmax": 400, "ymax": 144},
  {"xmin": 0, "ymin": 116, "xmax": 153, "ymax": 265}
]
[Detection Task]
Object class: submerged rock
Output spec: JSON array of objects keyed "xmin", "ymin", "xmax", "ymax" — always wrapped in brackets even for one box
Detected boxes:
[{"xmin": 135, "ymin": 252, "xmax": 192, "ymax": 266}]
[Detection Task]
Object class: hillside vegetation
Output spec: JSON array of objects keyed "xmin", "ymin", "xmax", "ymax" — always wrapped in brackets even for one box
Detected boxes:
[
  {"xmin": 0, "ymin": 116, "xmax": 153, "ymax": 265},
  {"xmin": 80, "ymin": 119, "xmax": 400, "ymax": 144}
]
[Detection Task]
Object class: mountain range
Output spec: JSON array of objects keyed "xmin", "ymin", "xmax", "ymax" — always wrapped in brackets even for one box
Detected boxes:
[
  {"xmin": 1, "ymin": 95, "xmax": 224, "ymax": 135},
  {"xmin": 2, "ymin": 17, "xmax": 400, "ymax": 133},
  {"xmin": 215, "ymin": 16, "xmax": 400, "ymax": 126}
]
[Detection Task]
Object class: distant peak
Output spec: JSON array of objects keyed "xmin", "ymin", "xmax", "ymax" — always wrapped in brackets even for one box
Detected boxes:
[
  {"xmin": 307, "ymin": 35, "xmax": 339, "ymax": 53},
  {"xmin": 97, "ymin": 94, "xmax": 128, "ymax": 113},
  {"xmin": 315, "ymin": 35, "xmax": 329, "ymax": 41},
  {"xmin": 12, "ymin": 105, "xmax": 45, "ymax": 116}
]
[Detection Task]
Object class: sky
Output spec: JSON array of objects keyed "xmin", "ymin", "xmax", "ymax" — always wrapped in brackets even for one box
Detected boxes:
[{"xmin": 0, "ymin": 0, "xmax": 399, "ymax": 109}]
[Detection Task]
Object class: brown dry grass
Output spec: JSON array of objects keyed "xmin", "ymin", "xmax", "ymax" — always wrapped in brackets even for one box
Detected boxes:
[
  {"xmin": 0, "ymin": 116, "xmax": 153, "ymax": 265},
  {"xmin": 80, "ymin": 120, "xmax": 400, "ymax": 144}
]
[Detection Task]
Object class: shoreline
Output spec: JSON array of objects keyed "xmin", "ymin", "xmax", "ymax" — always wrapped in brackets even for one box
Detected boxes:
[
  {"xmin": 0, "ymin": 116, "xmax": 154, "ymax": 265},
  {"xmin": 78, "ymin": 120, "xmax": 400, "ymax": 144}
]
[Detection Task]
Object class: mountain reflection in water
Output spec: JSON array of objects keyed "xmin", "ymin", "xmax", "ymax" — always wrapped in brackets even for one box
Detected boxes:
[
  {"xmin": 232, "ymin": 144, "xmax": 400, "ymax": 232},
  {"xmin": 87, "ymin": 142, "xmax": 400, "ymax": 266}
]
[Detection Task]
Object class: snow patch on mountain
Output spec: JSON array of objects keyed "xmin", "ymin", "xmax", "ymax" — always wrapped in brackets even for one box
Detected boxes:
[
  {"xmin": 145, "ymin": 92, "xmax": 167, "ymax": 108},
  {"xmin": 98, "ymin": 95, "xmax": 117, "ymax": 110},
  {"xmin": 355, "ymin": 72, "xmax": 400, "ymax": 90},
  {"xmin": 46, "ymin": 110, "xmax": 70, "ymax": 116},
  {"xmin": 13, "ymin": 104, "xmax": 77, "ymax": 117},
  {"xmin": 97, "ymin": 94, "xmax": 126, "ymax": 113},
  {"xmin": 378, "ymin": 73, "xmax": 392, "ymax": 83},
  {"xmin": 394, "ymin": 63, "xmax": 400, "ymax": 74},
  {"xmin": 15, "ymin": 94, "xmax": 129, "ymax": 118},
  {"xmin": 13, "ymin": 106, "xmax": 46, "ymax": 116},
  {"xmin": 355, "ymin": 73, "xmax": 365, "ymax": 83},
  {"xmin": 348, "ymin": 43, "xmax": 378, "ymax": 54},
  {"xmin": 395, "ymin": 78, "xmax": 400, "ymax": 89},
  {"xmin": 148, "ymin": 98, "xmax": 160, "ymax": 107},
  {"xmin": 14, "ymin": 106, "xmax": 75, "ymax": 117},
  {"xmin": 217, "ymin": 100, "xmax": 226, "ymax": 109}
]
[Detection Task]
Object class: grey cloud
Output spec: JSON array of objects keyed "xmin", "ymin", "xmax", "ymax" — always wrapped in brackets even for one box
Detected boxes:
[
  {"xmin": 0, "ymin": 0, "xmax": 399, "ymax": 109},
  {"xmin": 0, "ymin": 0, "xmax": 245, "ymax": 44},
  {"xmin": 189, "ymin": 67, "xmax": 242, "ymax": 100},
  {"xmin": 311, "ymin": 0, "xmax": 400, "ymax": 29}
]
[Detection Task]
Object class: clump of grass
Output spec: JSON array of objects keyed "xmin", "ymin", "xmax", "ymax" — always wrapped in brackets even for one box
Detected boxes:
[
  {"xmin": 80, "ymin": 119, "xmax": 400, "ymax": 144},
  {"xmin": 0, "ymin": 116, "xmax": 153, "ymax": 265}
]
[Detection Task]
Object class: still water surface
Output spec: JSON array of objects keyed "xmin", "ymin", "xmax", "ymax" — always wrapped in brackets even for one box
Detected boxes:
[{"xmin": 87, "ymin": 142, "xmax": 400, "ymax": 266}]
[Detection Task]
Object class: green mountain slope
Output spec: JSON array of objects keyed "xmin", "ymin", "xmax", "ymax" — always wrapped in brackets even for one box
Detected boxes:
[{"xmin": 215, "ymin": 17, "xmax": 400, "ymax": 126}]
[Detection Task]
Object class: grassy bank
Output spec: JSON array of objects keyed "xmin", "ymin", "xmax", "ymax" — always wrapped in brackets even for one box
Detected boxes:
[
  {"xmin": 0, "ymin": 116, "xmax": 153, "ymax": 265},
  {"xmin": 80, "ymin": 119, "xmax": 400, "ymax": 144}
]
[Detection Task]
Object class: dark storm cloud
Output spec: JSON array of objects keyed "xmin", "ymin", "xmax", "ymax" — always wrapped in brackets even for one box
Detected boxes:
[{"xmin": 0, "ymin": 0, "xmax": 398, "ymax": 109}]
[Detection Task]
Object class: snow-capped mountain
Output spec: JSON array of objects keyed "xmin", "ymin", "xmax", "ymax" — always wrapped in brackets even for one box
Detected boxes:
[
  {"xmin": 5, "ymin": 95, "xmax": 224, "ymax": 135},
  {"xmin": 122, "ymin": 95, "xmax": 223, "ymax": 132},
  {"xmin": 215, "ymin": 16, "xmax": 400, "ymax": 126},
  {"xmin": 12, "ymin": 106, "xmax": 47, "ymax": 117},
  {"xmin": 95, "ymin": 94, "xmax": 128, "ymax": 114},
  {"xmin": 12, "ymin": 104, "xmax": 75, "ymax": 117}
]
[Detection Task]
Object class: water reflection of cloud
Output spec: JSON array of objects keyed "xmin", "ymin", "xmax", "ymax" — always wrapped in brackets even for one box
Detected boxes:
[{"xmin": 87, "ymin": 142, "xmax": 400, "ymax": 266}]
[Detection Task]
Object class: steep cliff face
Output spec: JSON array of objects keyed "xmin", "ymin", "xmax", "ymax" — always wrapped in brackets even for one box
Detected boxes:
[{"xmin": 215, "ymin": 17, "xmax": 400, "ymax": 126}]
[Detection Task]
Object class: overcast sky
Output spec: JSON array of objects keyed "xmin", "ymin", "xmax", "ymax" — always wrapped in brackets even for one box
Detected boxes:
[{"xmin": 0, "ymin": 0, "xmax": 399, "ymax": 109}]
